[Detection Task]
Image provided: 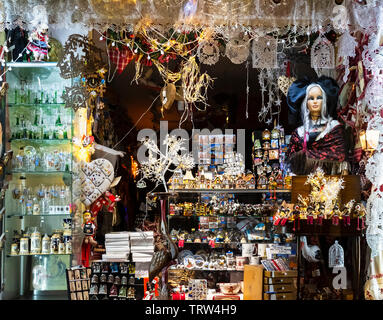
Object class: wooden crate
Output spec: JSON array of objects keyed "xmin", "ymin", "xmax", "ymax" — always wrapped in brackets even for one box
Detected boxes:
[{"xmin": 291, "ymin": 175, "xmax": 361, "ymax": 206}]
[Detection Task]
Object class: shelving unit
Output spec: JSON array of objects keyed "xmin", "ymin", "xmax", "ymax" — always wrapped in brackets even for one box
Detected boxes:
[
  {"xmin": 147, "ymin": 188, "xmax": 293, "ymax": 297},
  {"xmin": 1, "ymin": 62, "xmax": 74, "ymax": 300}
]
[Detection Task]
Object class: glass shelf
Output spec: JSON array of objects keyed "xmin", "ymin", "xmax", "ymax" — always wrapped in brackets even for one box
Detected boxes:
[
  {"xmin": 169, "ymin": 268, "xmax": 244, "ymax": 272},
  {"xmin": 10, "ymin": 139, "xmax": 72, "ymax": 143},
  {"xmin": 150, "ymin": 189, "xmax": 292, "ymax": 195},
  {"xmin": 6, "ymin": 62, "xmax": 58, "ymax": 68},
  {"xmin": 7, "ymin": 253, "xmax": 71, "ymax": 257},
  {"xmin": 168, "ymin": 215, "xmax": 270, "ymax": 219},
  {"xmin": 10, "ymin": 170, "xmax": 73, "ymax": 175},
  {"xmin": 178, "ymin": 241, "xmax": 271, "ymax": 246},
  {"xmin": 7, "ymin": 214, "xmax": 71, "ymax": 218},
  {"xmin": 8, "ymin": 103, "xmax": 66, "ymax": 108}
]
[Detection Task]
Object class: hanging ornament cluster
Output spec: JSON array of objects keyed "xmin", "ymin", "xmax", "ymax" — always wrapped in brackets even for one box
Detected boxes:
[
  {"xmin": 252, "ymin": 37, "xmax": 278, "ymax": 69},
  {"xmin": 225, "ymin": 38, "xmax": 249, "ymax": 64},
  {"xmin": 197, "ymin": 39, "xmax": 220, "ymax": 65}
]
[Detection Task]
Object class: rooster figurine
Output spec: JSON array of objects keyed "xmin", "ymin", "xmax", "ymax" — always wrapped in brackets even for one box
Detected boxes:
[{"xmin": 301, "ymin": 236, "xmax": 321, "ymax": 263}]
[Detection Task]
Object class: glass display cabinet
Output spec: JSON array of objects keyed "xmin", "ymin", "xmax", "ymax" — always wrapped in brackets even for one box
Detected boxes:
[{"xmin": 1, "ymin": 62, "xmax": 73, "ymax": 299}]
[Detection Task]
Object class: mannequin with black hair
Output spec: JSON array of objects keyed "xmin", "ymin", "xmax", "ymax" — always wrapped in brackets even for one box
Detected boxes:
[{"xmin": 286, "ymin": 77, "xmax": 349, "ymax": 175}]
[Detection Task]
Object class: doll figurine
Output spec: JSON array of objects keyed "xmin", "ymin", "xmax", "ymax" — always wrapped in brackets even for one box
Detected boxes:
[
  {"xmin": 27, "ymin": 23, "xmax": 50, "ymax": 61},
  {"xmin": 286, "ymin": 77, "xmax": 349, "ymax": 175},
  {"xmin": 81, "ymin": 210, "xmax": 97, "ymax": 267}
]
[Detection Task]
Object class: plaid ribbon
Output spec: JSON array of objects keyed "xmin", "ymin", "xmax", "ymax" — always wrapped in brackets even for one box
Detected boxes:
[{"xmin": 107, "ymin": 46, "xmax": 134, "ymax": 74}]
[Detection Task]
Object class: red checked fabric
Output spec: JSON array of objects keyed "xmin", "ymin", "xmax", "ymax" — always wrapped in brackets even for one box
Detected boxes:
[{"xmin": 107, "ymin": 47, "xmax": 134, "ymax": 74}]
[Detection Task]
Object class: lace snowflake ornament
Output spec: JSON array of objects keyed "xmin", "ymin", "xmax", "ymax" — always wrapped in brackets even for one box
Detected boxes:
[
  {"xmin": 336, "ymin": 31, "xmax": 358, "ymax": 83},
  {"xmin": 311, "ymin": 34, "xmax": 335, "ymax": 70},
  {"xmin": 252, "ymin": 37, "xmax": 278, "ymax": 69},
  {"xmin": 225, "ymin": 38, "xmax": 249, "ymax": 64},
  {"xmin": 197, "ymin": 39, "xmax": 220, "ymax": 65},
  {"xmin": 364, "ymin": 76, "xmax": 383, "ymax": 112}
]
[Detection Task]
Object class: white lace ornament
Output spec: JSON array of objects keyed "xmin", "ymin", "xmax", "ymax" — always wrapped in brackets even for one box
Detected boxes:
[
  {"xmin": 328, "ymin": 240, "xmax": 344, "ymax": 268},
  {"xmin": 252, "ymin": 37, "xmax": 278, "ymax": 69},
  {"xmin": 311, "ymin": 34, "xmax": 335, "ymax": 70},
  {"xmin": 225, "ymin": 38, "xmax": 249, "ymax": 64},
  {"xmin": 336, "ymin": 31, "xmax": 358, "ymax": 83},
  {"xmin": 331, "ymin": 5, "xmax": 349, "ymax": 33},
  {"xmin": 197, "ymin": 40, "xmax": 220, "ymax": 65},
  {"xmin": 364, "ymin": 76, "xmax": 383, "ymax": 112}
]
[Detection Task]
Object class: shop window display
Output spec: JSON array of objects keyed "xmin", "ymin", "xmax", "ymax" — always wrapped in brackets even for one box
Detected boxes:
[{"xmin": 0, "ymin": 0, "xmax": 382, "ymax": 303}]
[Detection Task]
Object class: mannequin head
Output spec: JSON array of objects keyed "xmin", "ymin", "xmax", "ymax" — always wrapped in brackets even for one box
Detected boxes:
[
  {"xmin": 301, "ymin": 83, "xmax": 331, "ymax": 131},
  {"xmin": 307, "ymin": 86, "xmax": 323, "ymax": 119}
]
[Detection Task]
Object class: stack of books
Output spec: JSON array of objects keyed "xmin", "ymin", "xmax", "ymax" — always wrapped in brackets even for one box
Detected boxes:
[
  {"xmin": 129, "ymin": 231, "xmax": 154, "ymax": 263},
  {"xmin": 261, "ymin": 258, "xmax": 290, "ymax": 271},
  {"xmin": 102, "ymin": 232, "xmax": 131, "ymax": 261}
]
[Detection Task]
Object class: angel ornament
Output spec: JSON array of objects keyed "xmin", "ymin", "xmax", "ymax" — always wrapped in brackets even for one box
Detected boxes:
[{"xmin": 27, "ymin": 23, "xmax": 50, "ymax": 61}]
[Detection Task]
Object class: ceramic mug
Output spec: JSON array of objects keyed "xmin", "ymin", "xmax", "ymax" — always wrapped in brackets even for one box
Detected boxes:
[
  {"xmin": 257, "ymin": 243, "xmax": 268, "ymax": 257},
  {"xmin": 250, "ymin": 255, "xmax": 261, "ymax": 265},
  {"xmin": 236, "ymin": 256, "xmax": 248, "ymax": 271},
  {"xmin": 242, "ymin": 243, "xmax": 255, "ymax": 257}
]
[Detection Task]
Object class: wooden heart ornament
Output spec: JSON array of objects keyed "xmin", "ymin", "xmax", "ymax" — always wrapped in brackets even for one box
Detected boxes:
[
  {"xmin": 278, "ymin": 76, "xmax": 296, "ymax": 96},
  {"xmin": 79, "ymin": 158, "xmax": 115, "ymax": 207}
]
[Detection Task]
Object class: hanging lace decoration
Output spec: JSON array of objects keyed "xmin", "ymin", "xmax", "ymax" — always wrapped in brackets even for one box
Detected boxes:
[
  {"xmin": 362, "ymin": 34, "xmax": 383, "ymax": 74},
  {"xmin": 197, "ymin": 39, "xmax": 220, "ymax": 65},
  {"xmin": 58, "ymin": 34, "xmax": 90, "ymax": 79},
  {"xmin": 352, "ymin": 1, "xmax": 378, "ymax": 32},
  {"xmin": 336, "ymin": 31, "xmax": 358, "ymax": 83},
  {"xmin": 328, "ymin": 240, "xmax": 344, "ymax": 268},
  {"xmin": 252, "ymin": 37, "xmax": 278, "ymax": 69},
  {"xmin": 225, "ymin": 38, "xmax": 249, "ymax": 64},
  {"xmin": 258, "ymin": 68, "xmax": 282, "ymax": 124},
  {"xmin": 364, "ymin": 76, "xmax": 383, "ymax": 112},
  {"xmin": 311, "ymin": 34, "xmax": 335, "ymax": 70},
  {"xmin": 331, "ymin": 5, "xmax": 349, "ymax": 33},
  {"xmin": 62, "ymin": 83, "xmax": 90, "ymax": 112}
]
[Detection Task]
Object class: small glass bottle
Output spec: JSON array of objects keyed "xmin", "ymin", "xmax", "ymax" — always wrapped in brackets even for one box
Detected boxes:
[
  {"xmin": 25, "ymin": 195, "xmax": 33, "ymax": 215},
  {"xmin": 32, "ymin": 197, "xmax": 40, "ymax": 215}
]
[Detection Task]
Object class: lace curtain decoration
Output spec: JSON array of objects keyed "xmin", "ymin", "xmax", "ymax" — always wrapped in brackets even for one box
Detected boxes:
[
  {"xmin": 225, "ymin": 38, "xmax": 249, "ymax": 65},
  {"xmin": 197, "ymin": 39, "xmax": 220, "ymax": 65},
  {"xmin": 328, "ymin": 240, "xmax": 344, "ymax": 268},
  {"xmin": 311, "ymin": 34, "xmax": 335, "ymax": 70},
  {"xmin": 331, "ymin": 5, "xmax": 349, "ymax": 33},
  {"xmin": 336, "ymin": 31, "xmax": 358, "ymax": 83},
  {"xmin": 364, "ymin": 76, "xmax": 383, "ymax": 112},
  {"xmin": 252, "ymin": 37, "xmax": 277, "ymax": 69},
  {"xmin": 58, "ymin": 34, "xmax": 90, "ymax": 79}
]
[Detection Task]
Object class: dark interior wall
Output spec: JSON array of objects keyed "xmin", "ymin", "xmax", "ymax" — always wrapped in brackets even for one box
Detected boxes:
[{"xmin": 107, "ymin": 56, "xmax": 297, "ymax": 137}]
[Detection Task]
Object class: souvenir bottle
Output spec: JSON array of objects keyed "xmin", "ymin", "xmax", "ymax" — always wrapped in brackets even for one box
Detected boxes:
[
  {"xmin": 30, "ymin": 227, "xmax": 42, "ymax": 254},
  {"xmin": 41, "ymin": 233, "xmax": 50, "ymax": 254}
]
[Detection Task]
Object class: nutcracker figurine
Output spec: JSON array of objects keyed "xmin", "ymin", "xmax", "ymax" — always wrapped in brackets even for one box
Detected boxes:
[{"xmin": 81, "ymin": 210, "xmax": 97, "ymax": 267}]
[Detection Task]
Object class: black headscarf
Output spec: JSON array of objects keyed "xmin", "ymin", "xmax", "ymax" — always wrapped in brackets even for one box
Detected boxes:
[{"xmin": 286, "ymin": 76, "xmax": 340, "ymax": 126}]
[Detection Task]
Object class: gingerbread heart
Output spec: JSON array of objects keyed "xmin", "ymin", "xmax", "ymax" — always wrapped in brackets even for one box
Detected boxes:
[{"xmin": 76, "ymin": 158, "xmax": 115, "ymax": 207}]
